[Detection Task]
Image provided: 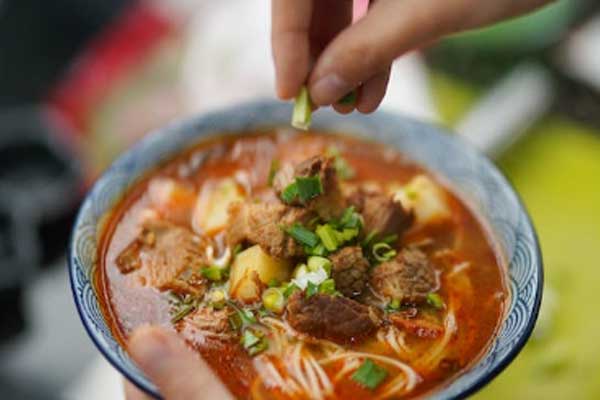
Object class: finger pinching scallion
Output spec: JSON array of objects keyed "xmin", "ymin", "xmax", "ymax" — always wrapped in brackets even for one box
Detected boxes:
[{"xmin": 291, "ymin": 85, "xmax": 313, "ymax": 130}]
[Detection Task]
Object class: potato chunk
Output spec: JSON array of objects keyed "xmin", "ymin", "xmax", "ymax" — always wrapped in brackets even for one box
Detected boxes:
[
  {"xmin": 393, "ymin": 175, "xmax": 450, "ymax": 226},
  {"xmin": 192, "ymin": 178, "xmax": 244, "ymax": 234},
  {"xmin": 229, "ymin": 245, "xmax": 292, "ymax": 303}
]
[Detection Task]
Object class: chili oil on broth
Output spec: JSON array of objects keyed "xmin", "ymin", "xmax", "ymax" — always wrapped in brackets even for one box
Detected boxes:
[{"xmin": 96, "ymin": 130, "xmax": 508, "ymax": 399}]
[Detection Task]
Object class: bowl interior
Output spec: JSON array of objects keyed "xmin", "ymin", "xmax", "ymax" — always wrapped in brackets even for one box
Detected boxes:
[{"xmin": 69, "ymin": 100, "xmax": 542, "ymax": 399}]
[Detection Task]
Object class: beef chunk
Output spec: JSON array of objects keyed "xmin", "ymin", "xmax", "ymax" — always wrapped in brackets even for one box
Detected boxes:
[
  {"xmin": 347, "ymin": 187, "xmax": 413, "ymax": 238},
  {"xmin": 116, "ymin": 219, "xmax": 208, "ymax": 295},
  {"xmin": 329, "ymin": 246, "xmax": 370, "ymax": 298},
  {"xmin": 178, "ymin": 306, "xmax": 235, "ymax": 343},
  {"xmin": 286, "ymin": 292, "xmax": 381, "ymax": 343},
  {"xmin": 370, "ymin": 248, "xmax": 438, "ymax": 304},
  {"xmin": 274, "ymin": 156, "xmax": 345, "ymax": 219},
  {"xmin": 226, "ymin": 201, "xmax": 314, "ymax": 259}
]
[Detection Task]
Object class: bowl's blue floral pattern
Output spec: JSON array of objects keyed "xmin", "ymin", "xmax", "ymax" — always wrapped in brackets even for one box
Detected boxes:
[{"xmin": 69, "ymin": 100, "xmax": 542, "ymax": 399}]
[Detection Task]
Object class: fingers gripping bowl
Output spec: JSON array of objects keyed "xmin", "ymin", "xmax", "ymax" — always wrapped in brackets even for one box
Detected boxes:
[{"xmin": 69, "ymin": 101, "xmax": 542, "ymax": 399}]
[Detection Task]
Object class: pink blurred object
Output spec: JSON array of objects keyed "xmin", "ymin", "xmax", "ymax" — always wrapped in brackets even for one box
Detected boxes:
[{"xmin": 353, "ymin": 0, "xmax": 369, "ymax": 22}]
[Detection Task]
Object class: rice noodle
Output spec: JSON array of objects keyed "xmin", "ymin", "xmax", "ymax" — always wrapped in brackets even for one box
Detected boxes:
[
  {"xmin": 416, "ymin": 308, "xmax": 458, "ymax": 370},
  {"xmin": 377, "ymin": 326, "xmax": 412, "ymax": 357},
  {"xmin": 448, "ymin": 261, "xmax": 470, "ymax": 277}
]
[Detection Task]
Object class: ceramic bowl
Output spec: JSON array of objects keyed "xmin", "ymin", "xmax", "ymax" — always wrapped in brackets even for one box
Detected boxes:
[{"xmin": 69, "ymin": 100, "xmax": 543, "ymax": 399}]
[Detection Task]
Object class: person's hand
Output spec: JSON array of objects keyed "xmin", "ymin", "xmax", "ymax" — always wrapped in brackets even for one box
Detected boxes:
[
  {"xmin": 124, "ymin": 326, "xmax": 233, "ymax": 400},
  {"xmin": 271, "ymin": 0, "xmax": 553, "ymax": 114}
]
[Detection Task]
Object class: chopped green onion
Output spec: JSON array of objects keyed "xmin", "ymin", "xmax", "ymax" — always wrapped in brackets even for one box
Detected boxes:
[
  {"xmin": 372, "ymin": 243, "xmax": 397, "ymax": 263},
  {"xmin": 286, "ymin": 223, "xmax": 320, "ymax": 247},
  {"xmin": 281, "ymin": 182, "xmax": 299, "ymax": 203},
  {"xmin": 201, "ymin": 266, "xmax": 225, "ymax": 281},
  {"xmin": 352, "ymin": 359, "xmax": 388, "ymax": 390},
  {"xmin": 361, "ymin": 231, "xmax": 378, "ymax": 247},
  {"xmin": 241, "ymin": 329, "xmax": 268, "ymax": 356},
  {"xmin": 306, "ymin": 281, "xmax": 319, "ymax": 298},
  {"xmin": 427, "ymin": 293, "xmax": 445, "ymax": 310},
  {"xmin": 316, "ymin": 224, "xmax": 339, "ymax": 252},
  {"xmin": 293, "ymin": 264, "xmax": 309, "ymax": 279},
  {"xmin": 304, "ymin": 243, "xmax": 328, "ymax": 257},
  {"xmin": 291, "ymin": 85, "xmax": 312, "ymax": 130},
  {"xmin": 338, "ymin": 206, "xmax": 362, "ymax": 229},
  {"xmin": 386, "ymin": 298, "xmax": 401, "ymax": 312},
  {"xmin": 248, "ymin": 338, "xmax": 268, "ymax": 356},
  {"xmin": 307, "ymin": 256, "xmax": 332, "ymax": 275},
  {"xmin": 170, "ymin": 302, "xmax": 196, "ymax": 323},
  {"xmin": 381, "ymin": 234, "xmax": 398, "ymax": 244},
  {"xmin": 268, "ymin": 278, "xmax": 280, "ymax": 288},
  {"xmin": 262, "ymin": 287, "xmax": 286, "ymax": 314},
  {"xmin": 267, "ymin": 159, "xmax": 279, "ymax": 187},
  {"xmin": 282, "ymin": 282, "xmax": 300, "ymax": 298},
  {"xmin": 338, "ymin": 90, "xmax": 357, "ymax": 105},
  {"xmin": 227, "ymin": 301, "xmax": 257, "ymax": 330},
  {"xmin": 296, "ymin": 175, "xmax": 324, "ymax": 202},
  {"xmin": 341, "ymin": 228, "xmax": 359, "ymax": 241},
  {"xmin": 319, "ymin": 279, "xmax": 336, "ymax": 295},
  {"xmin": 208, "ymin": 289, "xmax": 227, "ymax": 309}
]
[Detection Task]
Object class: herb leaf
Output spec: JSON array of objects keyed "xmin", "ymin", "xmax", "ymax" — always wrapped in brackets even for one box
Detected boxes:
[{"xmin": 352, "ymin": 359, "xmax": 388, "ymax": 390}]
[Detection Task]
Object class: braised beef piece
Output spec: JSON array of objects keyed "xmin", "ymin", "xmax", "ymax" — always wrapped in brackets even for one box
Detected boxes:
[
  {"xmin": 116, "ymin": 219, "xmax": 209, "ymax": 296},
  {"xmin": 370, "ymin": 248, "xmax": 438, "ymax": 304},
  {"xmin": 347, "ymin": 187, "xmax": 413, "ymax": 238},
  {"xmin": 329, "ymin": 246, "xmax": 370, "ymax": 298},
  {"xmin": 177, "ymin": 306, "xmax": 235, "ymax": 343},
  {"xmin": 273, "ymin": 156, "xmax": 345, "ymax": 220},
  {"xmin": 286, "ymin": 292, "xmax": 381, "ymax": 343},
  {"xmin": 226, "ymin": 202, "xmax": 314, "ymax": 259}
]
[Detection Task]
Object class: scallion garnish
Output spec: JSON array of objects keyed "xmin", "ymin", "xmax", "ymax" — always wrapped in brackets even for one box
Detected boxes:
[
  {"xmin": 381, "ymin": 234, "xmax": 398, "ymax": 244},
  {"xmin": 307, "ymin": 256, "xmax": 332, "ymax": 275},
  {"xmin": 316, "ymin": 224, "xmax": 339, "ymax": 252},
  {"xmin": 286, "ymin": 223, "xmax": 320, "ymax": 248},
  {"xmin": 241, "ymin": 329, "xmax": 268, "ymax": 356},
  {"xmin": 170, "ymin": 302, "xmax": 196, "ymax": 323},
  {"xmin": 337, "ymin": 206, "xmax": 362, "ymax": 229},
  {"xmin": 306, "ymin": 281, "xmax": 319, "ymax": 298},
  {"xmin": 291, "ymin": 85, "xmax": 312, "ymax": 130},
  {"xmin": 318, "ymin": 279, "xmax": 336, "ymax": 295},
  {"xmin": 282, "ymin": 282, "xmax": 301, "ymax": 298},
  {"xmin": 296, "ymin": 175, "xmax": 324, "ymax": 202},
  {"xmin": 427, "ymin": 293, "xmax": 445, "ymax": 310},
  {"xmin": 361, "ymin": 231, "xmax": 378, "ymax": 247},
  {"xmin": 372, "ymin": 243, "xmax": 397, "ymax": 263},
  {"xmin": 227, "ymin": 301, "xmax": 257, "ymax": 331},
  {"xmin": 385, "ymin": 298, "xmax": 401, "ymax": 312},
  {"xmin": 351, "ymin": 359, "xmax": 388, "ymax": 390},
  {"xmin": 304, "ymin": 243, "xmax": 328, "ymax": 257},
  {"xmin": 281, "ymin": 182, "xmax": 299, "ymax": 203},
  {"xmin": 201, "ymin": 266, "xmax": 226, "ymax": 281}
]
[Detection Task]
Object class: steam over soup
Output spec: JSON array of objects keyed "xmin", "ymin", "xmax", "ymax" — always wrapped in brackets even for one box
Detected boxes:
[{"xmin": 97, "ymin": 131, "xmax": 508, "ymax": 399}]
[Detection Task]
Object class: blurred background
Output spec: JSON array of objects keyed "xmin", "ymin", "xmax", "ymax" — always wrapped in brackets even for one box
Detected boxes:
[{"xmin": 0, "ymin": 0, "xmax": 599, "ymax": 398}]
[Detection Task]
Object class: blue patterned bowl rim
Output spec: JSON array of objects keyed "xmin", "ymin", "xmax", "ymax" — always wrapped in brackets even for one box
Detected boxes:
[{"xmin": 68, "ymin": 99, "xmax": 543, "ymax": 399}]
